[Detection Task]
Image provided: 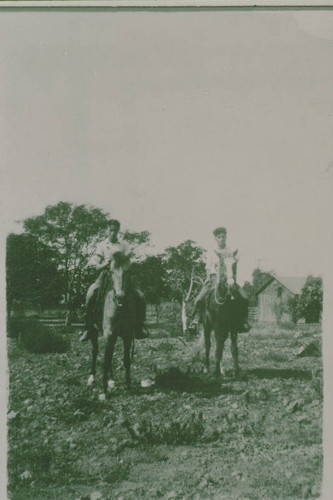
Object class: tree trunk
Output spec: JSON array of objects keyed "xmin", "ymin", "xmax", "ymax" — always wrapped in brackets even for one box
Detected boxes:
[
  {"xmin": 181, "ymin": 299, "xmax": 187, "ymax": 334},
  {"xmin": 155, "ymin": 304, "xmax": 160, "ymax": 324},
  {"xmin": 65, "ymin": 294, "xmax": 74, "ymax": 327},
  {"xmin": 65, "ymin": 308, "xmax": 74, "ymax": 327}
]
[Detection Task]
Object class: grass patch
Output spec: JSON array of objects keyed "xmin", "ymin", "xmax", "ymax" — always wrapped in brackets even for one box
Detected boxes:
[
  {"xmin": 123, "ymin": 411, "xmax": 204, "ymax": 445},
  {"xmin": 261, "ymin": 350, "xmax": 290, "ymax": 363}
]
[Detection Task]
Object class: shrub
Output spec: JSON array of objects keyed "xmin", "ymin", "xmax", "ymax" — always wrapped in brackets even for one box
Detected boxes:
[{"xmin": 10, "ymin": 318, "xmax": 69, "ymax": 354}]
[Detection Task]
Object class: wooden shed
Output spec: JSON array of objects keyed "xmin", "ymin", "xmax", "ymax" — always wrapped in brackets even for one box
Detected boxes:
[{"xmin": 256, "ymin": 276, "xmax": 307, "ymax": 323}]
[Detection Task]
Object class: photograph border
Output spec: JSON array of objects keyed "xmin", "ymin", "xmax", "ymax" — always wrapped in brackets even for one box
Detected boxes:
[
  {"xmin": 1, "ymin": 0, "xmax": 333, "ymax": 9},
  {"xmin": 1, "ymin": 3, "xmax": 332, "ymax": 500}
]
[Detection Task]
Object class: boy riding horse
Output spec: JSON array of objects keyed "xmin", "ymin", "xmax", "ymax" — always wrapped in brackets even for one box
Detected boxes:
[
  {"xmin": 190, "ymin": 226, "xmax": 250, "ymax": 333},
  {"xmin": 80, "ymin": 219, "xmax": 146, "ymax": 342}
]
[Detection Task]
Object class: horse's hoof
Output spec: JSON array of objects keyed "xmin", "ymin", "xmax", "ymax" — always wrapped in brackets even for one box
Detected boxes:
[
  {"xmin": 87, "ymin": 375, "xmax": 95, "ymax": 386},
  {"xmin": 98, "ymin": 393, "xmax": 106, "ymax": 401},
  {"xmin": 108, "ymin": 379, "xmax": 116, "ymax": 390}
]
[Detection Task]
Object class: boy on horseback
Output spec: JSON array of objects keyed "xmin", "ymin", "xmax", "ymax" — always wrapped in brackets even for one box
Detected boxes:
[
  {"xmin": 79, "ymin": 219, "xmax": 146, "ymax": 342},
  {"xmin": 189, "ymin": 227, "xmax": 250, "ymax": 333}
]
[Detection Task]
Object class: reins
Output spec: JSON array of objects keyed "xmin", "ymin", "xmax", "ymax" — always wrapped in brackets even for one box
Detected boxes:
[
  {"xmin": 214, "ymin": 277, "xmax": 227, "ymax": 305},
  {"xmin": 213, "ymin": 260, "xmax": 233, "ymax": 306}
]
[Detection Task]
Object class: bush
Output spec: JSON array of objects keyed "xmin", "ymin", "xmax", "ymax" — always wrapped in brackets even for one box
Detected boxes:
[{"xmin": 8, "ymin": 318, "xmax": 69, "ymax": 354}]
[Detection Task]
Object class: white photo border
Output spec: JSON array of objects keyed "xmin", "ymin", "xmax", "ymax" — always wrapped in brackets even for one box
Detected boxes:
[{"xmin": 1, "ymin": 4, "xmax": 332, "ymax": 500}]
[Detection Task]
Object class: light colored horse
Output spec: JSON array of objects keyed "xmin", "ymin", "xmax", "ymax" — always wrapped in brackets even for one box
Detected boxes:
[{"xmin": 87, "ymin": 251, "xmax": 137, "ymax": 399}]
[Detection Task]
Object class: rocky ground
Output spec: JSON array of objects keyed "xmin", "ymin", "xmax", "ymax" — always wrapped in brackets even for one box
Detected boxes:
[{"xmin": 7, "ymin": 322, "xmax": 322, "ymax": 500}]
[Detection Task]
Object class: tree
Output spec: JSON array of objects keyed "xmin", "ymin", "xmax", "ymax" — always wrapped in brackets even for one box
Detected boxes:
[
  {"xmin": 6, "ymin": 233, "xmax": 62, "ymax": 318},
  {"xmin": 297, "ymin": 275, "xmax": 323, "ymax": 323},
  {"xmin": 252, "ymin": 268, "xmax": 274, "ymax": 293},
  {"xmin": 241, "ymin": 269, "xmax": 274, "ymax": 307},
  {"xmin": 163, "ymin": 240, "xmax": 206, "ymax": 333},
  {"xmin": 22, "ymin": 202, "xmax": 110, "ymax": 325},
  {"xmin": 122, "ymin": 230, "xmax": 152, "ymax": 262},
  {"xmin": 242, "ymin": 281, "xmax": 256, "ymax": 307},
  {"xmin": 288, "ymin": 295, "xmax": 300, "ymax": 324},
  {"xmin": 131, "ymin": 255, "xmax": 168, "ymax": 323}
]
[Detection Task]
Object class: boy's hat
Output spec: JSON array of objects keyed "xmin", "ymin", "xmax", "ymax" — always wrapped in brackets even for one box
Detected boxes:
[
  {"xmin": 107, "ymin": 219, "xmax": 120, "ymax": 230},
  {"xmin": 213, "ymin": 227, "xmax": 227, "ymax": 236}
]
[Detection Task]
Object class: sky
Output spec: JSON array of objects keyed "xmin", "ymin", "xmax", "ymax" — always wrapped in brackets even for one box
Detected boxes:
[{"xmin": 1, "ymin": 10, "xmax": 333, "ymax": 284}]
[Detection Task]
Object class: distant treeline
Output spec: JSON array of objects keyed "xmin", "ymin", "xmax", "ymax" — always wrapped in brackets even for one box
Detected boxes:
[{"xmin": 6, "ymin": 201, "xmax": 322, "ymax": 328}]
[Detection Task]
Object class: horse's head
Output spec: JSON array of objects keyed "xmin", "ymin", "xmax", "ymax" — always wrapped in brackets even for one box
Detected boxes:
[
  {"xmin": 110, "ymin": 251, "xmax": 131, "ymax": 307},
  {"xmin": 216, "ymin": 253, "xmax": 236, "ymax": 299}
]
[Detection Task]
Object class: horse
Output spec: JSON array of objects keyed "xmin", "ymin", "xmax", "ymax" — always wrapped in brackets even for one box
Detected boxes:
[
  {"xmin": 87, "ymin": 251, "xmax": 140, "ymax": 399},
  {"xmin": 200, "ymin": 255, "xmax": 245, "ymax": 378}
]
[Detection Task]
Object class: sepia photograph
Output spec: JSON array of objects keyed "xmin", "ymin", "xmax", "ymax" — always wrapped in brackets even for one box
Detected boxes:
[{"xmin": 1, "ymin": 3, "xmax": 333, "ymax": 499}]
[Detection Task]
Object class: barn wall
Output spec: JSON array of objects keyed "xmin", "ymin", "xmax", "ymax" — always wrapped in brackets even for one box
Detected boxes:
[{"xmin": 258, "ymin": 281, "xmax": 294, "ymax": 323}]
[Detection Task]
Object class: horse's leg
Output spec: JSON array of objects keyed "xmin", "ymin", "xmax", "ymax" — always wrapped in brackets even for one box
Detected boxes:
[
  {"xmin": 230, "ymin": 331, "xmax": 240, "ymax": 377},
  {"xmin": 214, "ymin": 329, "xmax": 227, "ymax": 378},
  {"xmin": 87, "ymin": 329, "xmax": 99, "ymax": 386},
  {"xmin": 123, "ymin": 335, "xmax": 133, "ymax": 389},
  {"xmin": 204, "ymin": 326, "xmax": 211, "ymax": 374},
  {"xmin": 102, "ymin": 333, "xmax": 117, "ymax": 398}
]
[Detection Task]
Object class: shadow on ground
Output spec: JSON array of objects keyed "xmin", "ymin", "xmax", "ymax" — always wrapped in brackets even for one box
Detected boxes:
[
  {"xmin": 153, "ymin": 367, "xmax": 241, "ymax": 397},
  {"xmin": 245, "ymin": 367, "xmax": 313, "ymax": 380}
]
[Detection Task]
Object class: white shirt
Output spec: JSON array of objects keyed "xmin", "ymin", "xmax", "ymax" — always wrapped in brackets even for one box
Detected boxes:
[
  {"xmin": 92, "ymin": 238, "xmax": 131, "ymax": 268},
  {"xmin": 206, "ymin": 245, "xmax": 238, "ymax": 277}
]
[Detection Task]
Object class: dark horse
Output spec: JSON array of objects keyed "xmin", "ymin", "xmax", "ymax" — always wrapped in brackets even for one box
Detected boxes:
[
  {"xmin": 87, "ymin": 251, "xmax": 143, "ymax": 399},
  {"xmin": 200, "ymin": 255, "xmax": 245, "ymax": 378}
]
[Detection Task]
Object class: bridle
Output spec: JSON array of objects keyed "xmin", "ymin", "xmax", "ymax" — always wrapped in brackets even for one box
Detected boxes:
[
  {"xmin": 110, "ymin": 262, "xmax": 130, "ymax": 309},
  {"xmin": 214, "ymin": 258, "xmax": 234, "ymax": 306},
  {"xmin": 214, "ymin": 278, "xmax": 229, "ymax": 305}
]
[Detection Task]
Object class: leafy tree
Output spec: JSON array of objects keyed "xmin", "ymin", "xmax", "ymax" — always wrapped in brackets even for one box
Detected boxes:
[
  {"xmin": 22, "ymin": 202, "xmax": 109, "ymax": 325},
  {"xmin": 131, "ymin": 255, "xmax": 168, "ymax": 323},
  {"xmin": 252, "ymin": 268, "xmax": 274, "ymax": 293},
  {"xmin": 288, "ymin": 295, "xmax": 300, "ymax": 324},
  {"xmin": 242, "ymin": 268, "xmax": 274, "ymax": 307},
  {"xmin": 298, "ymin": 275, "xmax": 323, "ymax": 323},
  {"xmin": 242, "ymin": 281, "xmax": 256, "ymax": 307},
  {"xmin": 122, "ymin": 230, "xmax": 152, "ymax": 262},
  {"xmin": 241, "ymin": 269, "xmax": 274, "ymax": 307},
  {"xmin": 6, "ymin": 233, "xmax": 62, "ymax": 318},
  {"xmin": 163, "ymin": 240, "xmax": 206, "ymax": 333},
  {"xmin": 122, "ymin": 230, "xmax": 150, "ymax": 247}
]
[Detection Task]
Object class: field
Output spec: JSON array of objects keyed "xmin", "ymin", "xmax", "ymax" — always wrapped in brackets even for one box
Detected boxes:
[{"xmin": 7, "ymin": 319, "xmax": 323, "ymax": 500}]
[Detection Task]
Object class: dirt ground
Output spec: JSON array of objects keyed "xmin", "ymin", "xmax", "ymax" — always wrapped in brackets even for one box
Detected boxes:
[{"xmin": 7, "ymin": 322, "xmax": 322, "ymax": 500}]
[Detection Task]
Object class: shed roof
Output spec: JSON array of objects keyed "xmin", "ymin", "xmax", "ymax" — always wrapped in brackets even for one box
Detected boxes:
[
  {"xmin": 255, "ymin": 276, "xmax": 307, "ymax": 296},
  {"xmin": 275, "ymin": 276, "xmax": 307, "ymax": 295}
]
